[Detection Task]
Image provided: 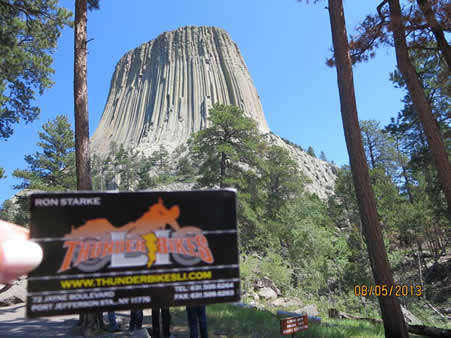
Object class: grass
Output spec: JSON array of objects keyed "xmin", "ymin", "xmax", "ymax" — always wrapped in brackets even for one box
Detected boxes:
[{"xmin": 169, "ymin": 303, "xmax": 389, "ymax": 338}]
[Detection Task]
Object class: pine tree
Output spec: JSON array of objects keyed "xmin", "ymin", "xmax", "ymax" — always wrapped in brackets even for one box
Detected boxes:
[
  {"xmin": 151, "ymin": 145, "xmax": 170, "ymax": 183},
  {"xmin": 189, "ymin": 104, "xmax": 269, "ymax": 252},
  {"xmin": 326, "ymin": 1, "xmax": 408, "ymax": 335},
  {"xmin": 175, "ymin": 156, "xmax": 196, "ymax": 182},
  {"xmin": 135, "ymin": 155, "xmax": 155, "ymax": 190},
  {"xmin": 262, "ymin": 145, "xmax": 303, "ymax": 219},
  {"xmin": 0, "ymin": 0, "xmax": 72, "ymax": 139},
  {"xmin": 189, "ymin": 104, "xmax": 263, "ymax": 188},
  {"xmin": 13, "ymin": 115, "xmax": 76, "ymax": 191},
  {"xmin": 386, "ymin": 47, "xmax": 449, "ymax": 214},
  {"xmin": 388, "ymin": 0, "xmax": 451, "ymax": 219},
  {"xmin": 307, "ymin": 146, "xmax": 316, "ymax": 158},
  {"xmin": 342, "ymin": 0, "xmax": 451, "ymax": 218},
  {"xmin": 8, "ymin": 115, "xmax": 75, "ymax": 226},
  {"xmin": 114, "ymin": 144, "xmax": 135, "ymax": 190}
]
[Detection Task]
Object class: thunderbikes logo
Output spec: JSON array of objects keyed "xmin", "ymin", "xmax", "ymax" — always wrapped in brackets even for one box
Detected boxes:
[{"xmin": 58, "ymin": 198, "xmax": 214, "ymax": 273}]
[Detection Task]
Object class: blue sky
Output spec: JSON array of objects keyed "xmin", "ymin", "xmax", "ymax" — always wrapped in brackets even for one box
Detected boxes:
[{"xmin": 0, "ymin": 0, "xmax": 406, "ymax": 204}]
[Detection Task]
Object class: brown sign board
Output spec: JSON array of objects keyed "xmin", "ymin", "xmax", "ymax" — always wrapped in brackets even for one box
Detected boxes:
[{"xmin": 280, "ymin": 315, "xmax": 308, "ymax": 335}]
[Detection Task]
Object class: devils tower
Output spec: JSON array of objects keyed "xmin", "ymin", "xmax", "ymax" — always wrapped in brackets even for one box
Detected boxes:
[
  {"xmin": 91, "ymin": 26, "xmax": 269, "ymax": 156},
  {"xmin": 91, "ymin": 26, "xmax": 336, "ymax": 199}
]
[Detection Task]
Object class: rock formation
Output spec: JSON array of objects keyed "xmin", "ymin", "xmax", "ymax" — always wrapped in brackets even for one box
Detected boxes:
[
  {"xmin": 267, "ymin": 133, "xmax": 337, "ymax": 200},
  {"xmin": 91, "ymin": 26, "xmax": 269, "ymax": 156},
  {"xmin": 91, "ymin": 26, "xmax": 337, "ymax": 199}
]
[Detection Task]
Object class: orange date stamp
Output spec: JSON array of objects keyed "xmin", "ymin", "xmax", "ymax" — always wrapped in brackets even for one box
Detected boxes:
[{"xmin": 354, "ymin": 284, "xmax": 422, "ymax": 297}]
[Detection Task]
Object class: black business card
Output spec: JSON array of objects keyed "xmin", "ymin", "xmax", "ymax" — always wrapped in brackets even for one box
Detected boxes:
[{"xmin": 26, "ymin": 190, "xmax": 240, "ymax": 318}]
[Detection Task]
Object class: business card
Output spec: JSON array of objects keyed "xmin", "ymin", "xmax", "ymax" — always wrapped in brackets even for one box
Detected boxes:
[{"xmin": 26, "ymin": 190, "xmax": 239, "ymax": 318}]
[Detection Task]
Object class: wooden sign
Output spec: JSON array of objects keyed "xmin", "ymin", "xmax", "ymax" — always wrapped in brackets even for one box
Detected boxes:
[{"xmin": 280, "ymin": 315, "xmax": 308, "ymax": 335}]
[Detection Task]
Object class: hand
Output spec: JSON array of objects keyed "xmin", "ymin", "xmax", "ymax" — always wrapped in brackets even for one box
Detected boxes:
[{"xmin": 0, "ymin": 219, "xmax": 43, "ymax": 283}]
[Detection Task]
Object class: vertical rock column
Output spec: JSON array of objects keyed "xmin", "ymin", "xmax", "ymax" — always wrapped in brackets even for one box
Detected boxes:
[{"xmin": 91, "ymin": 26, "xmax": 269, "ymax": 156}]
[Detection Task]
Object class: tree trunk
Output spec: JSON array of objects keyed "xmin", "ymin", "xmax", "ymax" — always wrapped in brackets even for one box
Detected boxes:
[
  {"xmin": 408, "ymin": 325, "xmax": 451, "ymax": 338},
  {"xmin": 327, "ymin": 1, "xmax": 408, "ymax": 337},
  {"xmin": 416, "ymin": 0, "xmax": 451, "ymax": 71},
  {"xmin": 220, "ymin": 152, "xmax": 226, "ymax": 188},
  {"xmin": 416, "ymin": 243, "xmax": 425, "ymax": 297},
  {"xmin": 74, "ymin": 0, "xmax": 100, "ymax": 335},
  {"xmin": 388, "ymin": 0, "xmax": 451, "ymax": 220},
  {"xmin": 74, "ymin": 0, "xmax": 92, "ymax": 192},
  {"xmin": 328, "ymin": 311, "xmax": 451, "ymax": 338},
  {"xmin": 393, "ymin": 136, "xmax": 414, "ymax": 203}
]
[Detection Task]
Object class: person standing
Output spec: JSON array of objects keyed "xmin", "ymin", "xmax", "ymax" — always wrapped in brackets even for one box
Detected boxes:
[
  {"xmin": 152, "ymin": 307, "xmax": 171, "ymax": 338},
  {"xmin": 108, "ymin": 311, "xmax": 120, "ymax": 332},
  {"xmin": 186, "ymin": 305, "xmax": 208, "ymax": 338},
  {"xmin": 129, "ymin": 309, "xmax": 144, "ymax": 332}
]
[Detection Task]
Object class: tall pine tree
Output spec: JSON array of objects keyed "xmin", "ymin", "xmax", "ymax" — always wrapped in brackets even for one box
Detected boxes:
[
  {"xmin": 13, "ymin": 115, "xmax": 76, "ymax": 191},
  {"xmin": 0, "ymin": 0, "xmax": 72, "ymax": 139},
  {"xmin": 189, "ymin": 104, "xmax": 263, "ymax": 188}
]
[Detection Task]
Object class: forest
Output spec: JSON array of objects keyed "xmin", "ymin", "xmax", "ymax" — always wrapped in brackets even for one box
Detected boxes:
[{"xmin": 2, "ymin": 100, "xmax": 449, "ymax": 331}]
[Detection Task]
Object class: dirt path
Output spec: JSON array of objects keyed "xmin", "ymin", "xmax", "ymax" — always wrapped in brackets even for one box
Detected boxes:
[
  {"xmin": 0, "ymin": 303, "xmax": 81, "ymax": 337},
  {"xmin": 0, "ymin": 305, "xmax": 229, "ymax": 338}
]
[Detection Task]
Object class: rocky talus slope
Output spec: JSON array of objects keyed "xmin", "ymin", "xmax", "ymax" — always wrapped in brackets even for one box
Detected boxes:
[{"xmin": 91, "ymin": 26, "xmax": 337, "ymax": 198}]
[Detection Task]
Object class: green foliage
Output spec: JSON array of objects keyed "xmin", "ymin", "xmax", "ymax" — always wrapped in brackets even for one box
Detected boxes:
[
  {"xmin": 0, "ymin": 196, "xmax": 30, "ymax": 227},
  {"xmin": 3, "ymin": 114, "xmax": 75, "ymax": 226},
  {"xmin": 13, "ymin": 115, "xmax": 76, "ymax": 191},
  {"xmin": 91, "ymin": 143, "xmax": 158, "ymax": 191},
  {"xmin": 0, "ymin": 199, "xmax": 15, "ymax": 222},
  {"xmin": 188, "ymin": 104, "xmax": 310, "ymax": 259},
  {"xmin": 260, "ymin": 251, "xmax": 292, "ymax": 293},
  {"xmin": 0, "ymin": 167, "xmax": 4, "ymax": 178},
  {"xmin": 87, "ymin": 0, "xmax": 100, "ymax": 10},
  {"xmin": 328, "ymin": 166, "xmax": 360, "ymax": 227},
  {"xmin": 240, "ymin": 253, "xmax": 292, "ymax": 294},
  {"xmin": 189, "ymin": 104, "xmax": 262, "ymax": 188},
  {"xmin": 190, "ymin": 303, "xmax": 285, "ymax": 338},
  {"xmin": 360, "ymin": 120, "xmax": 398, "ymax": 175},
  {"xmin": 239, "ymin": 254, "xmax": 260, "ymax": 292},
  {"xmin": 0, "ymin": 0, "xmax": 72, "ymax": 139},
  {"xmin": 114, "ymin": 144, "xmax": 138, "ymax": 190},
  {"xmin": 327, "ymin": 166, "xmax": 392, "ymax": 290},
  {"xmin": 170, "ymin": 303, "xmax": 386, "ymax": 337},
  {"xmin": 188, "ymin": 105, "xmax": 352, "ymax": 299},
  {"xmin": 150, "ymin": 145, "xmax": 170, "ymax": 184},
  {"xmin": 328, "ymin": 104, "xmax": 449, "ymax": 303},
  {"xmin": 9, "ymin": 193, "xmax": 30, "ymax": 226},
  {"xmin": 280, "ymin": 136, "xmax": 303, "ymax": 151},
  {"xmin": 277, "ymin": 195, "xmax": 337, "ymax": 295},
  {"xmin": 307, "ymin": 146, "xmax": 316, "ymax": 157},
  {"xmin": 261, "ymin": 144, "xmax": 304, "ymax": 219},
  {"xmin": 90, "ymin": 154, "xmax": 105, "ymax": 190},
  {"xmin": 236, "ymin": 188, "xmax": 267, "ymax": 253},
  {"xmin": 386, "ymin": 48, "xmax": 449, "ymax": 215},
  {"xmin": 174, "ymin": 155, "xmax": 195, "ymax": 182},
  {"xmin": 135, "ymin": 155, "xmax": 156, "ymax": 190},
  {"xmin": 320, "ymin": 151, "xmax": 328, "ymax": 161},
  {"xmin": 173, "ymin": 144, "xmax": 196, "ymax": 182}
]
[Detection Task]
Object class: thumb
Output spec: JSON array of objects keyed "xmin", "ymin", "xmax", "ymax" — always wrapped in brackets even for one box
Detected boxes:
[{"xmin": 0, "ymin": 239, "xmax": 43, "ymax": 283}]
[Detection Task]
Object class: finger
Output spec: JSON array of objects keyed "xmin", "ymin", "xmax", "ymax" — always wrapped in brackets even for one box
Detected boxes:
[{"xmin": 0, "ymin": 239, "xmax": 43, "ymax": 283}]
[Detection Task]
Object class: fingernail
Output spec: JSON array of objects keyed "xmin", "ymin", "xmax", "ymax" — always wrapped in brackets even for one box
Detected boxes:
[{"xmin": 0, "ymin": 240, "xmax": 43, "ymax": 283}]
